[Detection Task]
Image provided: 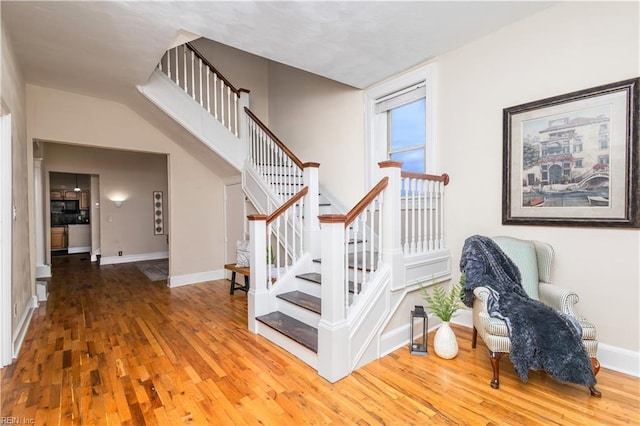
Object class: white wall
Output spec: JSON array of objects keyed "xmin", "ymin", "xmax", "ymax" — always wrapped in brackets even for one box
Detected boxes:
[
  {"xmin": 267, "ymin": 62, "xmax": 366, "ymax": 207},
  {"xmin": 437, "ymin": 2, "xmax": 639, "ymax": 358},
  {"xmin": 27, "ymin": 85, "xmax": 227, "ymax": 279},
  {"xmin": 1, "ymin": 12, "xmax": 33, "ymax": 346}
]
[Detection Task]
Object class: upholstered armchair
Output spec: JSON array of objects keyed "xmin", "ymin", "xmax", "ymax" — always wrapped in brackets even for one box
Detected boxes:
[{"xmin": 471, "ymin": 236, "xmax": 599, "ymax": 393}]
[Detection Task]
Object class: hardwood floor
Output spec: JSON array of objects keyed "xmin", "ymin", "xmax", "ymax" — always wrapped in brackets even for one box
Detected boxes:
[{"xmin": 2, "ymin": 254, "xmax": 639, "ymax": 425}]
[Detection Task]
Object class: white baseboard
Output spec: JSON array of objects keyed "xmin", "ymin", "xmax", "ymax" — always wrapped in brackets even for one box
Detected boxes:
[
  {"xmin": 68, "ymin": 246, "xmax": 91, "ymax": 254},
  {"xmin": 169, "ymin": 269, "xmax": 225, "ymax": 288},
  {"xmin": 598, "ymin": 343, "xmax": 640, "ymax": 377},
  {"xmin": 35, "ymin": 264, "xmax": 51, "ymax": 278},
  {"xmin": 100, "ymin": 251, "xmax": 168, "ymax": 265},
  {"xmin": 13, "ymin": 296, "xmax": 38, "ymax": 359}
]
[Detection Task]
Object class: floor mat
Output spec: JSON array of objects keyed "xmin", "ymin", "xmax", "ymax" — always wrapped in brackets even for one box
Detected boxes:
[{"xmin": 135, "ymin": 259, "xmax": 168, "ymax": 281}]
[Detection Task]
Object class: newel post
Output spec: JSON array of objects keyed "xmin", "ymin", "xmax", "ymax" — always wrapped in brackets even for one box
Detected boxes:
[
  {"xmin": 378, "ymin": 161, "xmax": 405, "ymax": 291},
  {"xmin": 317, "ymin": 214, "xmax": 350, "ymax": 382},
  {"xmin": 247, "ymin": 214, "xmax": 268, "ymax": 333},
  {"xmin": 303, "ymin": 162, "xmax": 321, "ymax": 259}
]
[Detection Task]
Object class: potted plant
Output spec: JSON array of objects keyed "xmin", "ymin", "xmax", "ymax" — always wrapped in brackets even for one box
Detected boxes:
[{"xmin": 420, "ymin": 276, "xmax": 463, "ymax": 359}]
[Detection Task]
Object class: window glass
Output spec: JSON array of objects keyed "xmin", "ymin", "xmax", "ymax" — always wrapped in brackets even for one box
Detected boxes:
[{"xmin": 388, "ymin": 98, "xmax": 426, "ymax": 173}]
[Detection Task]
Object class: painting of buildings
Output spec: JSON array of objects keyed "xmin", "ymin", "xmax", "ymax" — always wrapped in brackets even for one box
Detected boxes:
[{"xmin": 521, "ymin": 105, "xmax": 611, "ymax": 208}]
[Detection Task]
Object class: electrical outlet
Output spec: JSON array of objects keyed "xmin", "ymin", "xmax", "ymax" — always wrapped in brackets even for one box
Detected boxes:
[{"xmin": 118, "ymin": 251, "xmax": 123, "ymax": 256}]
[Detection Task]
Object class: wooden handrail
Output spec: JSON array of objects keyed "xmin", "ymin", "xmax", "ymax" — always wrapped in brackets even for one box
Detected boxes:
[
  {"xmin": 185, "ymin": 42, "xmax": 242, "ymax": 96},
  {"xmin": 401, "ymin": 171, "xmax": 450, "ymax": 186},
  {"xmin": 266, "ymin": 186, "xmax": 309, "ymax": 225},
  {"xmin": 344, "ymin": 177, "xmax": 389, "ymax": 227},
  {"xmin": 245, "ymin": 107, "xmax": 304, "ymax": 169}
]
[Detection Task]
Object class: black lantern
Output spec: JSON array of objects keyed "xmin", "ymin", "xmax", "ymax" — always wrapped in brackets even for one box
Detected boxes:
[{"xmin": 409, "ymin": 305, "xmax": 428, "ymax": 355}]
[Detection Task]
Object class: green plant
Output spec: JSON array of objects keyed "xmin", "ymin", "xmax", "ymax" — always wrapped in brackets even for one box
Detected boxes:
[
  {"xmin": 420, "ymin": 279, "xmax": 462, "ymax": 322},
  {"xmin": 266, "ymin": 245, "xmax": 275, "ymax": 265}
]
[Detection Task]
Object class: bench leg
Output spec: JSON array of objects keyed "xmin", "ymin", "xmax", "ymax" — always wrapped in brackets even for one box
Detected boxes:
[
  {"xmin": 229, "ymin": 271, "xmax": 237, "ymax": 295},
  {"xmin": 244, "ymin": 275, "xmax": 249, "ymax": 291}
]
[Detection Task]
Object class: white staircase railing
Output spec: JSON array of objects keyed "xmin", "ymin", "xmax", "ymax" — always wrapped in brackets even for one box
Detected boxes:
[
  {"xmin": 158, "ymin": 42, "xmax": 248, "ymax": 136},
  {"xmin": 245, "ymin": 108, "xmax": 305, "ymax": 203},
  {"xmin": 400, "ymin": 171, "xmax": 450, "ymax": 254}
]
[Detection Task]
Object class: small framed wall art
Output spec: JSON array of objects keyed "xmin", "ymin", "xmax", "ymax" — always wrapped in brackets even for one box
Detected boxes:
[{"xmin": 153, "ymin": 191, "xmax": 164, "ymax": 235}]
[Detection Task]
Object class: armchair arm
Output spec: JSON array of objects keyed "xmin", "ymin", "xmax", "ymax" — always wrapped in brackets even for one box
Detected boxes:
[
  {"xmin": 473, "ymin": 286, "xmax": 492, "ymax": 309},
  {"xmin": 538, "ymin": 282, "xmax": 580, "ymax": 317}
]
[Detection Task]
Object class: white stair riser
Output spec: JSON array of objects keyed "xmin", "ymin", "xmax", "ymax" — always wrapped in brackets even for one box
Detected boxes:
[{"xmin": 277, "ymin": 299, "xmax": 320, "ymax": 328}]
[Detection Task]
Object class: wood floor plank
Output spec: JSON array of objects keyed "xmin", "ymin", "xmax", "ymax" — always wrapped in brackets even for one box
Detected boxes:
[{"xmin": 1, "ymin": 254, "xmax": 638, "ymax": 425}]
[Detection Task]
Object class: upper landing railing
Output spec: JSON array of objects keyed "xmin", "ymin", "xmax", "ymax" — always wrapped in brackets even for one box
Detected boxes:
[{"xmin": 157, "ymin": 42, "xmax": 248, "ymax": 136}]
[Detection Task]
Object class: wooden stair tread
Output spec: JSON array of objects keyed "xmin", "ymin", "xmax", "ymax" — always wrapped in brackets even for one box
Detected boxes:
[
  {"xmin": 256, "ymin": 312, "xmax": 318, "ymax": 353},
  {"xmin": 313, "ymin": 252, "xmax": 378, "ymax": 271},
  {"xmin": 296, "ymin": 272, "xmax": 321, "ymax": 284},
  {"xmin": 295, "ymin": 272, "xmax": 361, "ymax": 294},
  {"xmin": 277, "ymin": 291, "xmax": 321, "ymax": 314}
]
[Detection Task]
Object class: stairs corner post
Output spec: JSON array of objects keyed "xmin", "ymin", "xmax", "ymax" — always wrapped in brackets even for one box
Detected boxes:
[
  {"xmin": 303, "ymin": 163, "xmax": 321, "ymax": 258},
  {"xmin": 378, "ymin": 161, "xmax": 405, "ymax": 290},
  {"xmin": 247, "ymin": 214, "xmax": 268, "ymax": 333},
  {"xmin": 317, "ymin": 215, "xmax": 350, "ymax": 382}
]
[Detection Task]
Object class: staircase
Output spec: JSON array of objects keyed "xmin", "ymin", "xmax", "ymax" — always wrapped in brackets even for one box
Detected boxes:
[{"xmin": 138, "ymin": 41, "xmax": 452, "ymax": 383}]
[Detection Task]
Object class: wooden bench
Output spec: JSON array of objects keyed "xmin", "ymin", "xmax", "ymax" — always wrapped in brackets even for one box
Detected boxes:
[{"xmin": 224, "ymin": 263, "xmax": 250, "ymax": 295}]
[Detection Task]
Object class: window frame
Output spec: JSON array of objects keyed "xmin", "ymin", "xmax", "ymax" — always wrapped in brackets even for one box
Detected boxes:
[{"xmin": 364, "ymin": 64, "xmax": 437, "ymax": 188}]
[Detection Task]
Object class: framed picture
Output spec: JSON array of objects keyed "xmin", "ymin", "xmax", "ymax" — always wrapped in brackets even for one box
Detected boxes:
[{"xmin": 503, "ymin": 78, "xmax": 639, "ymax": 228}]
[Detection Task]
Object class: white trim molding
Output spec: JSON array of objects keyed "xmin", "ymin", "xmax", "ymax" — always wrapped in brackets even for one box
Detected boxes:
[
  {"xmin": 13, "ymin": 296, "xmax": 38, "ymax": 360},
  {"xmin": 169, "ymin": 268, "xmax": 225, "ymax": 288},
  {"xmin": 100, "ymin": 251, "xmax": 168, "ymax": 265},
  {"xmin": 364, "ymin": 63, "xmax": 438, "ymax": 187},
  {"xmin": 0, "ymin": 111, "xmax": 13, "ymax": 366}
]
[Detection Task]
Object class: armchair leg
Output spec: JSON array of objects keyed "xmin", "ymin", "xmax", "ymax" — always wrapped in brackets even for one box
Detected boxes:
[
  {"xmin": 591, "ymin": 357, "xmax": 600, "ymax": 376},
  {"xmin": 589, "ymin": 386, "xmax": 602, "ymax": 398},
  {"xmin": 472, "ymin": 327, "xmax": 477, "ymax": 349},
  {"xmin": 489, "ymin": 351, "xmax": 503, "ymax": 389}
]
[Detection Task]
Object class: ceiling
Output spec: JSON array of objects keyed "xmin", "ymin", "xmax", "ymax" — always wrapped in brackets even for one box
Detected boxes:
[{"xmin": 2, "ymin": 1, "xmax": 557, "ymax": 103}]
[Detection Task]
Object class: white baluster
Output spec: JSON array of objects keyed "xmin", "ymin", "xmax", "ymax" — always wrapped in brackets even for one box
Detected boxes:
[
  {"xmin": 429, "ymin": 180, "xmax": 434, "ymax": 251},
  {"xmin": 206, "ymin": 68, "xmax": 210, "ymax": 113},
  {"xmin": 183, "ymin": 46, "xmax": 187, "ymax": 93},
  {"xmin": 198, "ymin": 58, "xmax": 203, "ymax": 106},
  {"xmin": 175, "ymin": 47, "xmax": 179, "ymax": 87},
  {"xmin": 377, "ymin": 191, "xmax": 383, "ymax": 268},
  {"xmin": 234, "ymin": 95, "xmax": 239, "ymax": 137},
  {"xmin": 190, "ymin": 50, "xmax": 195, "ymax": 99},
  {"xmin": 213, "ymin": 74, "xmax": 218, "ymax": 119},
  {"xmin": 344, "ymin": 227, "xmax": 350, "ymax": 308},
  {"xmin": 403, "ymin": 178, "xmax": 409, "ymax": 253},
  {"xmin": 166, "ymin": 50, "xmax": 171, "ymax": 78},
  {"xmin": 416, "ymin": 179, "xmax": 423, "ymax": 253}
]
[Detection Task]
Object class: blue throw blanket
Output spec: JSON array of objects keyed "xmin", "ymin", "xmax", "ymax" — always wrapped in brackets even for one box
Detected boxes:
[{"xmin": 460, "ymin": 235, "xmax": 596, "ymax": 387}]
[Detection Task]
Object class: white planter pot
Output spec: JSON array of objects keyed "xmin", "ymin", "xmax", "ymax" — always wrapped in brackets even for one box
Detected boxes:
[{"xmin": 434, "ymin": 321, "xmax": 458, "ymax": 359}]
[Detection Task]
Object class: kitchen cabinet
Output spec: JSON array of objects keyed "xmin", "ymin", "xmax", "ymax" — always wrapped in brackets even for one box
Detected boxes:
[
  {"xmin": 51, "ymin": 189, "xmax": 83, "ymax": 200},
  {"xmin": 63, "ymin": 190, "xmax": 79, "ymax": 200},
  {"xmin": 80, "ymin": 191, "xmax": 90, "ymax": 210},
  {"xmin": 51, "ymin": 226, "xmax": 67, "ymax": 250}
]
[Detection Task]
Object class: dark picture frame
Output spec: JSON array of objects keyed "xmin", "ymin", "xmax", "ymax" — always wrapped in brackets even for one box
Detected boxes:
[{"xmin": 503, "ymin": 78, "xmax": 639, "ymax": 228}]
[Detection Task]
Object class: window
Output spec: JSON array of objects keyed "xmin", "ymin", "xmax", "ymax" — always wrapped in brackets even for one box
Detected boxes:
[
  {"xmin": 365, "ymin": 64, "xmax": 435, "ymax": 186},
  {"xmin": 387, "ymin": 96, "xmax": 426, "ymax": 173}
]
